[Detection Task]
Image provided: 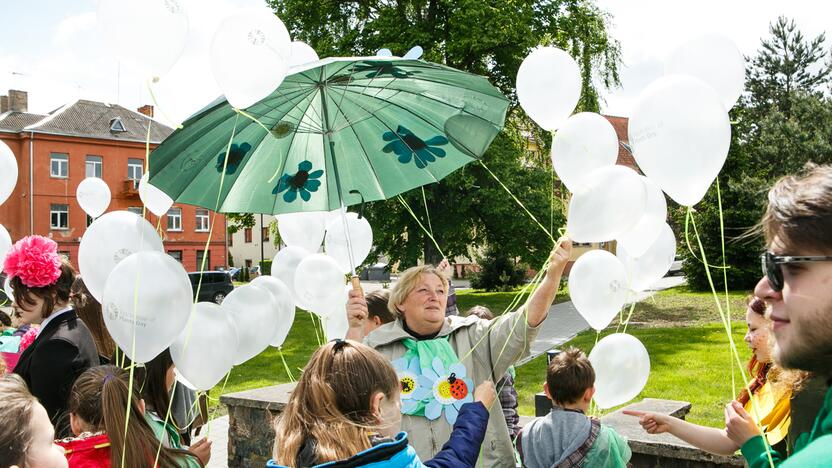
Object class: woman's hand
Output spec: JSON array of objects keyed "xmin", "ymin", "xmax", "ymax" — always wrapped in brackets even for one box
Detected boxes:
[
  {"xmin": 474, "ymin": 380, "xmax": 497, "ymax": 409},
  {"xmin": 546, "ymin": 238, "xmax": 572, "ymax": 280},
  {"xmin": 623, "ymin": 410, "xmax": 674, "ymax": 434},
  {"xmin": 188, "ymin": 437, "xmax": 212, "ymax": 466},
  {"xmin": 725, "ymin": 400, "xmax": 761, "ymax": 446},
  {"xmin": 345, "ymin": 289, "xmax": 369, "ymax": 341}
]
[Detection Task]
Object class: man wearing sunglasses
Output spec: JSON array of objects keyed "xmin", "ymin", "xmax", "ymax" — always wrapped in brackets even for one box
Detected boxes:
[{"xmin": 724, "ymin": 165, "xmax": 832, "ymax": 467}]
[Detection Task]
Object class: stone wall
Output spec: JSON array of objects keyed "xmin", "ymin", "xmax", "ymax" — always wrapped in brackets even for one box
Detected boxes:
[{"xmin": 220, "ymin": 383, "xmax": 295, "ymax": 468}]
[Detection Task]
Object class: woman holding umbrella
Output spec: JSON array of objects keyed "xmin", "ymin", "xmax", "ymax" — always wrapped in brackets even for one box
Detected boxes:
[{"xmin": 346, "ymin": 239, "xmax": 572, "ymax": 467}]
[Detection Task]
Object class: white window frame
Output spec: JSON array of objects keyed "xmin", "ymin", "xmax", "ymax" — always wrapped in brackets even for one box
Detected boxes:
[
  {"xmin": 50, "ymin": 204, "xmax": 69, "ymax": 229},
  {"xmin": 127, "ymin": 158, "xmax": 143, "ymax": 183},
  {"xmin": 50, "ymin": 153, "xmax": 68, "ymax": 178},
  {"xmin": 167, "ymin": 208, "xmax": 182, "ymax": 231},
  {"xmin": 195, "ymin": 209, "xmax": 210, "ymax": 232},
  {"xmin": 85, "ymin": 155, "xmax": 103, "ymax": 178}
]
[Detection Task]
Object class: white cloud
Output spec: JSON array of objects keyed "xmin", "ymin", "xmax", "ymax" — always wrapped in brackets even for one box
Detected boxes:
[{"xmin": 53, "ymin": 11, "xmax": 97, "ymax": 46}]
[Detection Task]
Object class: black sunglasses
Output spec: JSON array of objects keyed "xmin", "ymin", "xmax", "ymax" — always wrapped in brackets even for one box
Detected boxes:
[{"xmin": 761, "ymin": 251, "xmax": 832, "ymax": 292}]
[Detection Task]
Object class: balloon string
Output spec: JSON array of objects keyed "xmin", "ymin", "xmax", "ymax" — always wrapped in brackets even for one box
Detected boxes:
[
  {"xmin": 153, "ymin": 379, "xmax": 181, "ymax": 467},
  {"xmin": 145, "ymin": 79, "xmax": 184, "ymax": 130},
  {"xmin": 205, "ymin": 371, "xmax": 232, "ymax": 439},
  {"xmin": 715, "ymin": 179, "xmax": 737, "ymax": 398},
  {"xmin": 234, "ymin": 108, "xmax": 272, "ymax": 133},
  {"xmin": 308, "ymin": 312, "xmax": 323, "ymax": 346},
  {"xmin": 420, "ymin": 187, "xmax": 435, "ymax": 239},
  {"xmin": 397, "ymin": 195, "xmax": 446, "ymax": 260},
  {"xmin": 621, "ymin": 301, "xmax": 637, "ymax": 334},
  {"xmin": 478, "ymin": 160, "xmax": 554, "ymax": 242},
  {"xmin": 278, "ymin": 346, "xmax": 295, "ymax": 382}
]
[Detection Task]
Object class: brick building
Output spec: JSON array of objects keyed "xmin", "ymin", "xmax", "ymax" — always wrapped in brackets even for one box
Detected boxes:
[{"xmin": 0, "ymin": 90, "xmax": 227, "ymax": 272}]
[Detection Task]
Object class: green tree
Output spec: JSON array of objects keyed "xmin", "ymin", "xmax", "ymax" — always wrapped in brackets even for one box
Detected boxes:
[
  {"xmin": 678, "ymin": 17, "xmax": 832, "ymax": 291},
  {"xmin": 270, "ymin": 0, "xmax": 621, "ymax": 268}
]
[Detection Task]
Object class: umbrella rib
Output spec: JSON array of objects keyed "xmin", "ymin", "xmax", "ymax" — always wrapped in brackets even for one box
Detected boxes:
[
  {"xmin": 327, "ymin": 94, "xmax": 387, "ymax": 198},
  {"xmin": 336, "ymin": 92, "xmax": 443, "ymax": 186}
]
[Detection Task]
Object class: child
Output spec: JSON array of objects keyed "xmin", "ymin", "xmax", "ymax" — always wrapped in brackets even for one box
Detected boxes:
[
  {"xmin": 269, "ymin": 339, "xmax": 494, "ymax": 467},
  {"xmin": 518, "ymin": 348, "xmax": 631, "ymax": 468},
  {"xmin": 0, "ymin": 373, "xmax": 69, "ymax": 468},
  {"xmin": 58, "ymin": 365, "xmax": 202, "ymax": 468}
]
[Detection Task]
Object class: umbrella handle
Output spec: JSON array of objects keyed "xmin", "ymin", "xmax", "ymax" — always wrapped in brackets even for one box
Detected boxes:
[{"xmin": 350, "ymin": 276, "xmax": 363, "ymax": 296}]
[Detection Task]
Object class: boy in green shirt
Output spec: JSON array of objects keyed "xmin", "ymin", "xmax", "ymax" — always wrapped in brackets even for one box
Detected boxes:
[{"xmin": 724, "ymin": 165, "xmax": 832, "ymax": 466}]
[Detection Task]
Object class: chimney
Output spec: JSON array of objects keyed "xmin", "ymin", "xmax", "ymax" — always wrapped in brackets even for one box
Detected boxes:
[
  {"xmin": 137, "ymin": 105, "xmax": 154, "ymax": 118},
  {"xmin": 7, "ymin": 90, "xmax": 28, "ymax": 112},
  {"xmin": 0, "ymin": 95, "xmax": 8, "ymax": 113}
]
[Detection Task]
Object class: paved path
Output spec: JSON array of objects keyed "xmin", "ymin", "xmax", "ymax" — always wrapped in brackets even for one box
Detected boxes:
[
  {"xmin": 204, "ymin": 415, "xmax": 230, "ymax": 468},
  {"xmin": 518, "ymin": 275, "xmax": 686, "ymax": 365}
]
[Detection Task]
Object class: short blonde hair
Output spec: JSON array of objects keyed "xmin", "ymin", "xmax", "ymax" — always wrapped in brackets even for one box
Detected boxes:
[{"xmin": 388, "ymin": 265, "xmax": 449, "ymax": 316}]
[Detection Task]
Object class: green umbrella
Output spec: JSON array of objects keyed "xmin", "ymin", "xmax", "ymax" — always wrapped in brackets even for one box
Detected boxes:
[{"xmin": 149, "ymin": 57, "xmax": 509, "ymax": 216}]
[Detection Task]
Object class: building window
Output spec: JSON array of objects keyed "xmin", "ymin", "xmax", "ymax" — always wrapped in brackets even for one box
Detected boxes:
[
  {"xmin": 244, "ymin": 228, "xmax": 252, "ymax": 243},
  {"xmin": 127, "ymin": 158, "xmax": 143, "ymax": 187},
  {"xmin": 245, "ymin": 259, "xmax": 252, "ymax": 268},
  {"xmin": 50, "ymin": 153, "xmax": 68, "ymax": 178},
  {"xmin": 195, "ymin": 209, "xmax": 209, "ymax": 232},
  {"xmin": 168, "ymin": 250, "xmax": 183, "ymax": 263},
  {"xmin": 262, "ymin": 227, "xmax": 269, "ymax": 242},
  {"xmin": 86, "ymin": 214, "xmax": 94, "ymax": 226},
  {"xmin": 58, "ymin": 251, "xmax": 71, "ymax": 262},
  {"xmin": 167, "ymin": 208, "xmax": 182, "ymax": 231},
  {"xmin": 127, "ymin": 207, "xmax": 143, "ymax": 216},
  {"xmin": 110, "ymin": 117, "xmax": 126, "ymax": 133},
  {"xmin": 196, "ymin": 250, "xmax": 210, "ymax": 271},
  {"xmin": 85, "ymin": 155, "xmax": 103, "ymax": 178},
  {"xmin": 50, "ymin": 204, "xmax": 68, "ymax": 229}
]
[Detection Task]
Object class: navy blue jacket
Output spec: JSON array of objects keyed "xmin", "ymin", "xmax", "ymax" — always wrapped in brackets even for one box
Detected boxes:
[{"xmin": 267, "ymin": 401, "xmax": 489, "ymax": 468}]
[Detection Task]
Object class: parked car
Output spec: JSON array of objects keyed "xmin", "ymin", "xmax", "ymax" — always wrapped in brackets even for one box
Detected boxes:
[
  {"xmin": 188, "ymin": 271, "xmax": 234, "ymax": 304},
  {"xmin": 667, "ymin": 255, "xmax": 685, "ymax": 276},
  {"xmin": 248, "ymin": 266, "xmax": 261, "ymax": 278},
  {"xmin": 227, "ymin": 267, "xmax": 241, "ymax": 280}
]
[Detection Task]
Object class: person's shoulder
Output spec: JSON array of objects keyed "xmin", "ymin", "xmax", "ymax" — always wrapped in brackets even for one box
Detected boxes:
[
  {"xmin": 364, "ymin": 320, "xmax": 409, "ymax": 348},
  {"xmin": 783, "ymin": 434, "xmax": 832, "ymax": 465}
]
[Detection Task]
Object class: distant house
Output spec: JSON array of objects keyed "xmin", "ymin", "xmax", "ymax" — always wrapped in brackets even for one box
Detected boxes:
[
  {"xmin": 0, "ymin": 90, "xmax": 227, "ymax": 271},
  {"xmin": 228, "ymin": 214, "xmax": 280, "ymax": 270}
]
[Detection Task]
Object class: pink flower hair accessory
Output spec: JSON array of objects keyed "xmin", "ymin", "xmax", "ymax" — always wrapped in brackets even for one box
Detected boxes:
[{"xmin": 3, "ymin": 236, "xmax": 62, "ymax": 288}]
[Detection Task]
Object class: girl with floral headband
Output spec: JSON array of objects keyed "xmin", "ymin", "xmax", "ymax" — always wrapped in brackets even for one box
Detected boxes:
[{"xmin": 4, "ymin": 235, "xmax": 98, "ymax": 438}]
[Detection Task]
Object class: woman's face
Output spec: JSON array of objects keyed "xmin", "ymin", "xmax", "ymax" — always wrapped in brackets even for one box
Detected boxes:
[
  {"xmin": 398, "ymin": 274, "xmax": 447, "ymax": 335},
  {"xmin": 745, "ymin": 308, "xmax": 772, "ymax": 363},
  {"xmin": 24, "ymin": 403, "xmax": 68, "ymax": 468},
  {"xmin": 13, "ymin": 292, "xmax": 45, "ymax": 325}
]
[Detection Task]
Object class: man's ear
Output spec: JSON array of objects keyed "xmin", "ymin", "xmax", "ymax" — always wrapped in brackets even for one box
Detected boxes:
[
  {"xmin": 372, "ymin": 316, "xmax": 382, "ymax": 326},
  {"xmin": 582, "ymin": 386, "xmax": 595, "ymax": 403}
]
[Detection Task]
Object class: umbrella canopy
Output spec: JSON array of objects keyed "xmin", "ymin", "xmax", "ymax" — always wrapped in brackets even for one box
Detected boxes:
[{"xmin": 149, "ymin": 57, "xmax": 509, "ymax": 215}]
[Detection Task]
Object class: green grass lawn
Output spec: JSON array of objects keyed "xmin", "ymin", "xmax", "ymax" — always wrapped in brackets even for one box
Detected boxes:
[{"xmin": 209, "ymin": 285, "xmax": 753, "ymax": 429}]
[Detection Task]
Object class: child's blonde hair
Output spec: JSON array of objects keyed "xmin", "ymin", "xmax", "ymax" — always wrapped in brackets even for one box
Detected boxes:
[{"xmin": 0, "ymin": 374, "xmax": 39, "ymax": 466}]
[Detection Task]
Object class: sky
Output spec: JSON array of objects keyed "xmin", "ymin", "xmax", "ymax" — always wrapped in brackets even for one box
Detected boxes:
[{"xmin": 0, "ymin": 0, "xmax": 829, "ymax": 127}]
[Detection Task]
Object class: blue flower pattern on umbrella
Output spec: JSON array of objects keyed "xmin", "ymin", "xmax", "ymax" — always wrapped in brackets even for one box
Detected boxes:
[
  {"xmin": 215, "ymin": 142, "xmax": 252, "ymax": 175},
  {"xmin": 418, "ymin": 357, "xmax": 474, "ymax": 425},
  {"xmin": 382, "ymin": 126, "xmax": 449, "ymax": 169},
  {"xmin": 273, "ymin": 160, "xmax": 323, "ymax": 203},
  {"xmin": 392, "ymin": 356, "xmax": 431, "ymax": 414}
]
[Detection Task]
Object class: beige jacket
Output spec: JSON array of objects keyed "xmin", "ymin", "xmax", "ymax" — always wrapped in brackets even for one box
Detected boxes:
[{"xmin": 365, "ymin": 309, "xmax": 542, "ymax": 468}]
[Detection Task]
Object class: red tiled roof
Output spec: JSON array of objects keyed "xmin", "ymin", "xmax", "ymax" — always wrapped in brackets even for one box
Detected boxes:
[{"xmin": 603, "ymin": 115, "xmax": 641, "ymax": 174}]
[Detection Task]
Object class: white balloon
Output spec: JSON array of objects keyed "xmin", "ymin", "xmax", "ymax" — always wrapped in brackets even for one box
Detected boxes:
[
  {"xmin": 288, "ymin": 41, "xmax": 319, "ymax": 68},
  {"xmin": 590, "ymin": 333, "xmax": 651, "ymax": 409},
  {"xmin": 551, "ymin": 113, "xmax": 619, "ymax": 192},
  {"xmin": 615, "ymin": 177, "xmax": 667, "ymax": 257},
  {"xmin": 102, "ymin": 251, "xmax": 193, "ymax": 363},
  {"xmin": 569, "ymin": 250, "xmax": 629, "ymax": 331},
  {"xmin": 629, "ymin": 75, "xmax": 731, "ymax": 206},
  {"xmin": 270, "ymin": 246, "xmax": 311, "ymax": 308},
  {"xmin": 223, "ymin": 284, "xmax": 280, "ymax": 365},
  {"xmin": 3, "ymin": 277, "xmax": 13, "ymax": 305},
  {"xmin": 516, "ymin": 47, "xmax": 581, "ymax": 130},
  {"xmin": 277, "ymin": 212, "xmax": 326, "ymax": 253},
  {"xmin": 665, "ymin": 34, "xmax": 745, "ymax": 111},
  {"xmin": 567, "ymin": 166, "xmax": 646, "ymax": 243},
  {"xmin": 79, "ymin": 211, "xmax": 164, "ymax": 302},
  {"xmin": 294, "ymin": 254, "xmax": 346, "ymax": 315},
  {"xmin": 76, "ymin": 177, "xmax": 112, "ymax": 218},
  {"xmin": 0, "ymin": 140, "xmax": 17, "ymax": 205},
  {"xmin": 97, "ymin": 0, "xmax": 189, "ymax": 79},
  {"xmin": 170, "ymin": 302, "xmax": 238, "ymax": 390},
  {"xmin": 210, "ymin": 9, "xmax": 292, "ymax": 109},
  {"xmin": 325, "ymin": 213, "xmax": 373, "ymax": 274},
  {"xmin": 618, "ymin": 223, "xmax": 677, "ymax": 292},
  {"xmin": 139, "ymin": 173, "xmax": 174, "ymax": 217},
  {"xmin": 250, "ymin": 276, "xmax": 296, "ymax": 348},
  {"xmin": 0, "ymin": 224, "xmax": 11, "ymax": 265},
  {"xmin": 323, "ymin": 296, "xmax": 350, "ymax": 341}
]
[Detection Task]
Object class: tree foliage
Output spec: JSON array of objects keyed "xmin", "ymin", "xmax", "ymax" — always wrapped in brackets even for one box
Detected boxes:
[
  {"xmin": 678, "ymin": 17, "xmax": 832, "ymax": 291},
  {"xmin": 269, "ymin": 0, "xmax": 622, "ymax": 269}
]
